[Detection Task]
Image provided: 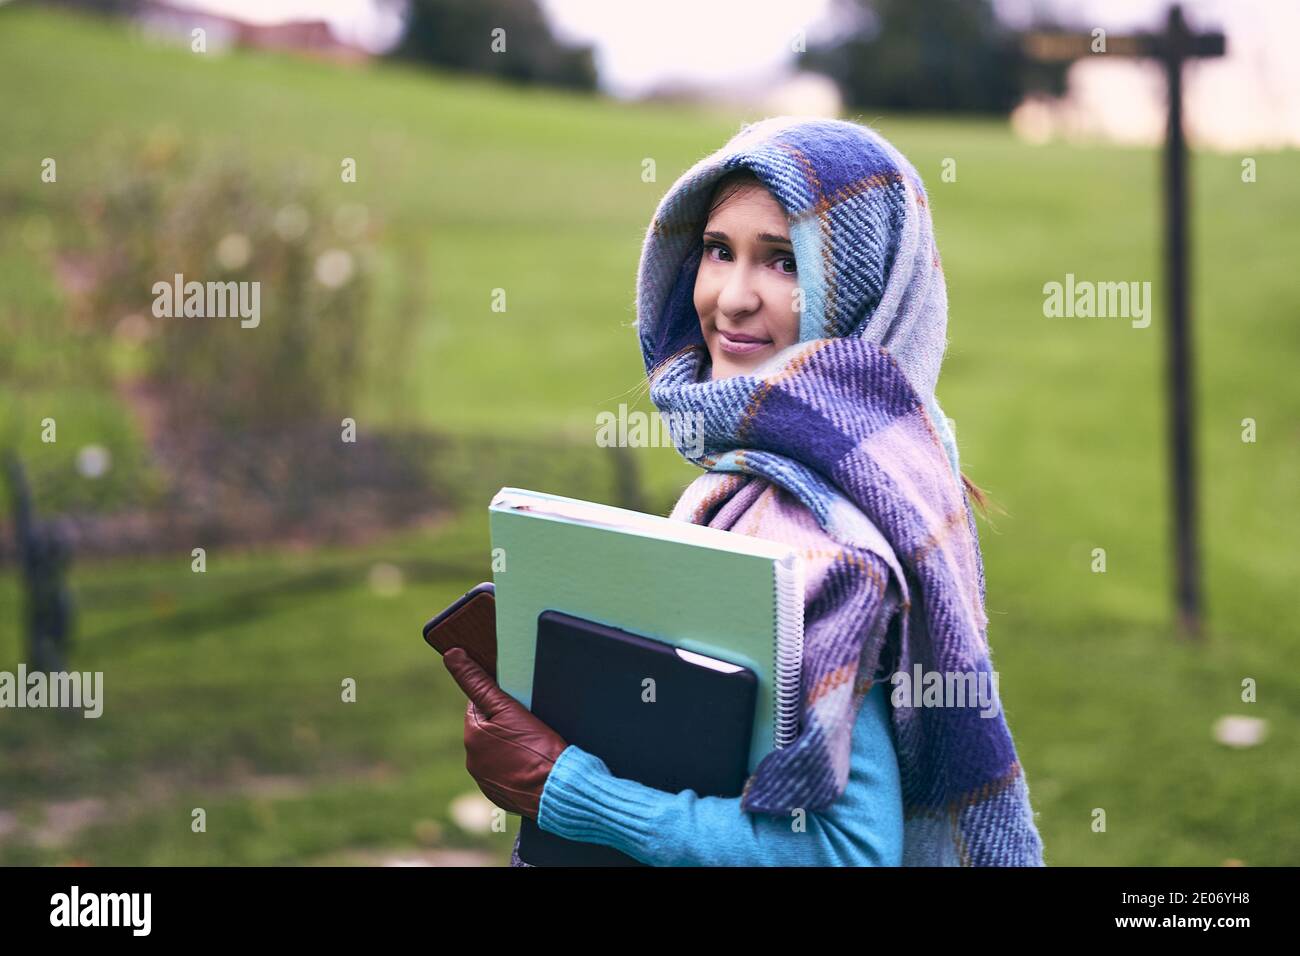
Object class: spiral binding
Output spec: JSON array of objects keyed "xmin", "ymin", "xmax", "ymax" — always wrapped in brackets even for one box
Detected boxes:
[{"xmin": 772, "ymin": 552, "xmax": 805, "ymax": 749}]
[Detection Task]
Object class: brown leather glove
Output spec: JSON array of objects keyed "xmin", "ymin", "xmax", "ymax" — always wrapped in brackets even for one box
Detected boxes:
[{"xmin": 442, "ymin": 646, "xmax": 569, "ymax": 821}]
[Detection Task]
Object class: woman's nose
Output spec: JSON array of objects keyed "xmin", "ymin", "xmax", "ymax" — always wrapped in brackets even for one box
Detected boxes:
[{"xmin": 716, "ymin": 262, "xmax": 761, "ymax": 316}]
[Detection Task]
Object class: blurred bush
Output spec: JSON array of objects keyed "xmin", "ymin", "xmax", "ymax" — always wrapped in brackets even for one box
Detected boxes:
[{"xmin": 77, "ymin": 150, "xmax": 373, "ymax": 432}]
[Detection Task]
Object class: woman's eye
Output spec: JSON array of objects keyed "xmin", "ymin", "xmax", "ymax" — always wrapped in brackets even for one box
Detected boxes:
[
  {"xmin": 704, "ymin": 242, "xmax": 731, "ymax": 262},
  {"xmin": 775, "ymin": 255, "xmax": 797, "ymax": 275}
]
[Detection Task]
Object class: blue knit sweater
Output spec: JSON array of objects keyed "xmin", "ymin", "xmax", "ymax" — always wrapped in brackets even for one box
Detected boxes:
[{"xmin": 529, "ymin": 680, "xmax": 903, "ymax": 866}]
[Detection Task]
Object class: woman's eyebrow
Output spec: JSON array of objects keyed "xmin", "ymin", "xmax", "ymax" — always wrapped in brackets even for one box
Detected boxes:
[{"xmin": 703, "ymin": 229, "xmax": 792, "ymax": 246}]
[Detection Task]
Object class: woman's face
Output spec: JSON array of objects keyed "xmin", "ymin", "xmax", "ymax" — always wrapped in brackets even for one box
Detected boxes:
[{"xmin": 693, "ymin": 181, "xmax": 800, "ymax": 380}]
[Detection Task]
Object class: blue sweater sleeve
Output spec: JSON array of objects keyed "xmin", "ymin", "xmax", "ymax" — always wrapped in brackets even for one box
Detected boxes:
[{"xmin": 535, "ymin": 680, "xmax": 904, "ymax": 866}]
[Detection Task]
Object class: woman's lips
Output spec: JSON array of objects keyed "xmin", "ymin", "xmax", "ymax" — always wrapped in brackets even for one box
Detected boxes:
[{"xmin": 718, "ymin": 329, "xmax": 773, "ymax": 355}]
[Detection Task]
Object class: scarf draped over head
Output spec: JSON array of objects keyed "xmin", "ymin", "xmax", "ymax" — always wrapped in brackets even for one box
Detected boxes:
[{"xmin": 634, "ymin": 116, "xmax": 1044, "ymax": 865}]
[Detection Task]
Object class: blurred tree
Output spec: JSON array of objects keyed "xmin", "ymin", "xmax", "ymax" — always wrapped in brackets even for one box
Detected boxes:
[
  {"xmin": 800, "ymin": 0, "xmax": 1068, "ymax": 114},
  {"xmin": 388, "ymin": 0, "xmax": 597, "ymax": 92}
]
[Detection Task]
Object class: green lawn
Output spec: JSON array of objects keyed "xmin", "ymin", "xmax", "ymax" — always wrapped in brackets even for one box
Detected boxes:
[{"xmin": 0, "ymin": 6, "xmax": 1297, "ymax": 865}]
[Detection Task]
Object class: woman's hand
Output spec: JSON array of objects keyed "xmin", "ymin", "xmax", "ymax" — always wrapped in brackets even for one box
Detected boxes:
[{"xmin": 442, "ymin": 647, "xmax": 569, "ymax": 821}]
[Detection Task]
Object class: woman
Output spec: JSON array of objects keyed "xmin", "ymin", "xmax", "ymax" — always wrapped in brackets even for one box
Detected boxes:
[{"xmin": 444, "ymin": 115, "xmax": 1046, "ymax": 866}]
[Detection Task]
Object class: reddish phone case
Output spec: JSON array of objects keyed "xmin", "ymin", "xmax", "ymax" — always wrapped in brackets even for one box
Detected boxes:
[{"xmin": 422, "ymin": 583, "xmax": 497, "ymax": 679}]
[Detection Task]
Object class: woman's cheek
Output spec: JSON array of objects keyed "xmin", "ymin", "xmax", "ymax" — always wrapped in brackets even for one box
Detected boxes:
[
  {"xmin": 693, "ymin": 274, "xmax": 718, "ymax": 319},
  {"xmin": 693, "ymin": 291, "xmax": 712, "ymax": 323},
  {"xmin": 778, "ymin": 280, "xmax": 801, "ymax": 345}
]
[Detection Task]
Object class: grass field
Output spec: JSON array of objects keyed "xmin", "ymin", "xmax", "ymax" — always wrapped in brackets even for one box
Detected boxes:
[{"xmin": 1, "ymin": 6, "xmax": 1297, "ymax": 865}]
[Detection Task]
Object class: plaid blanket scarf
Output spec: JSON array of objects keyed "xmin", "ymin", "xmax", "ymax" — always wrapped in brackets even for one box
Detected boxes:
[{"xmin": 635, "ymin": 116, "xmax": 1045, "ymax": 865}]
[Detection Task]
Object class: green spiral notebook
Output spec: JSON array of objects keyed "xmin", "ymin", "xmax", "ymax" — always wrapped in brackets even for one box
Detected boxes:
[{"xmin": 488, "ymin": 486, "xmax": 806, "ymax": 772}]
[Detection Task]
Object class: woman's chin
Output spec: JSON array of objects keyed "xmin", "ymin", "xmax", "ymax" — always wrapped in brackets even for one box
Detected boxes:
[{"xmin": 710, "ymin": 355, "xmax": 759, "ymax": 380}]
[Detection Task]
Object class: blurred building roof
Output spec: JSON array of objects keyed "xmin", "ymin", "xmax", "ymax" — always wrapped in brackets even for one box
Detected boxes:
[{"xmin": 135, "ymin": 0, "xmax": 370, "ymax": 64}]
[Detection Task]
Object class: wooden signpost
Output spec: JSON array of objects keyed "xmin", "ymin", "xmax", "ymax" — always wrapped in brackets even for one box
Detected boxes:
[{"xmin": 1024, "ymin": 5, "xmax": 1226, "ymax": 639}]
